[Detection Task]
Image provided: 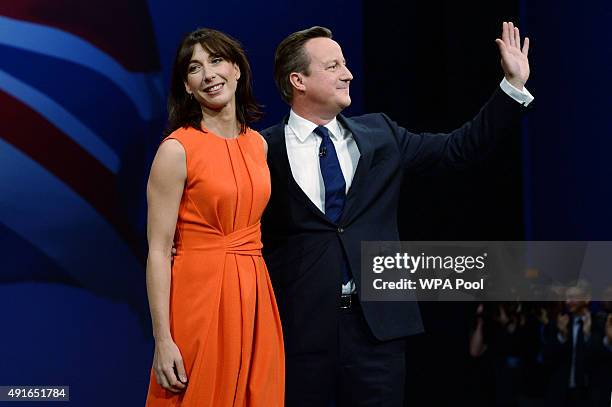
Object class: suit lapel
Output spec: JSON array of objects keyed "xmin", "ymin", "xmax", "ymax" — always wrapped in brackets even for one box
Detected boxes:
[
  {"xmin": 266, "ymin": 114, "xmax": 376, "ymax": 226},
  {"xmin": 266, "ymin": 117, "xmax": 332, "ymax": 225},
  {"xmin": 338, "ymin": 115, "xmax": 375, "ymax": 224}
]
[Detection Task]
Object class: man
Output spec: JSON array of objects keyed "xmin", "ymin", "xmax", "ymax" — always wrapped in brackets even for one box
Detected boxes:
[
  {"xmin": 544, "ymin": 282, "xmax": 612, "ymax": 406},
  {"xmin": 261, "ymin": 23, "xmax": 533, "ymax": 406}
]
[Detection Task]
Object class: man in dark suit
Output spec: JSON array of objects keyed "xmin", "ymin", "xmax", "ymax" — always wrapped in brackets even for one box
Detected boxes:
[
  {"xmin": 261, "ymin": 23, "xmax": 533, "ymax": 406},
  {"xmin": 543, "ymin": 283, "xmax": 612, "ymax": 407}
]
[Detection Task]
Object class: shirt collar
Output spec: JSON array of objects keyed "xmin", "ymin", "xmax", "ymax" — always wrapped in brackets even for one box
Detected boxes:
[
  {"xmin": 288, "ymin": 109, "xmax": 343, "ymax": 143},
  {"xmin": 574, "ymin": 314, "xmax": 587, "ymax": 323}
]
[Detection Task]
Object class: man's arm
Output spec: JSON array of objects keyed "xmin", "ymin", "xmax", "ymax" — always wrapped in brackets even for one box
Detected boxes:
[
  {"xmin": 497, "ymin": 21, "xmax": 533, "ymax": 106},
  {"xmin": 500, "ymin": 77, "xmax": 534, "ymax": 107}
]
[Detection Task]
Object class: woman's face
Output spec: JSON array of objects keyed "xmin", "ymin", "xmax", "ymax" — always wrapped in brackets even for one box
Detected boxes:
[{"xmin": 184, "ymin": 43, "xmax": 240, "ymax": 113}]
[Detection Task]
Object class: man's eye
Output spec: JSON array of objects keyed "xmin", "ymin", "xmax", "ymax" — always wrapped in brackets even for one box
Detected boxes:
[{"xmin": 328, "ymin": 63, "xmax": 338, "ymax": 70}]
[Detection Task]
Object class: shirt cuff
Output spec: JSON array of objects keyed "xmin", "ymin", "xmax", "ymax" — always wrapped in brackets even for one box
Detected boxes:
[{"xmin": 500, "ymin": 77, "xmax": 534, "ymax": 107}]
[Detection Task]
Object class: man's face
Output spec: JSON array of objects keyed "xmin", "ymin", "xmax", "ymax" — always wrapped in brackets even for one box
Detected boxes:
[
  {"xmin": 300, "ymin": 37, "xmax": 353, "ymax": 116},
  {"xmin": 565, "ymin": 286, "xmax": 590, "ymax": 314}
]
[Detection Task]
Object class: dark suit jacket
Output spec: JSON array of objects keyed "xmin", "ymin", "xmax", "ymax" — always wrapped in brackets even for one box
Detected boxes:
[
  {"xmin": 590, "ymin": 311, "xmax": 612, "ymax": 406},
  {"xmin": 541, "ymin": 314, "xmax": 603, "ymax": 406},
  {"xmin": 261, "ymin": 88, "xmax": 525, "ymax": 356}
]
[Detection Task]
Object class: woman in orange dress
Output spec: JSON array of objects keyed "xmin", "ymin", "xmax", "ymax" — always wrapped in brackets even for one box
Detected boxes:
[{"xmin": 144, "ymin": 28, "xmax": 284, "ymax": 406}]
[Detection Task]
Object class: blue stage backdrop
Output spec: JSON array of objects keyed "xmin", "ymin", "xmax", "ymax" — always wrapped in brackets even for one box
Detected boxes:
[
  {"xmin": 521, "ymin": 0, "xmax": 612, "ymax": 240},
  {"xmin": 0, "ymin": 1, "xmax": 363, "ymax": 405},
  {"xmin": 3, "ymin": 0, "xmax": 610, "ymax": 405}
]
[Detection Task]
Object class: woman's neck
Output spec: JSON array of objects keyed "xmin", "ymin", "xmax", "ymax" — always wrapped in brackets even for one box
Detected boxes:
[{"xmin": 201, "ymin": 104, "xmax": 240, "ymax": 138}]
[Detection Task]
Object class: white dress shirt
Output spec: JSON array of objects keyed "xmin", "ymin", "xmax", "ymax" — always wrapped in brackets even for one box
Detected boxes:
[{"xmin": 284, "ymin": 79, "xmax": 534, "ymax": 294}]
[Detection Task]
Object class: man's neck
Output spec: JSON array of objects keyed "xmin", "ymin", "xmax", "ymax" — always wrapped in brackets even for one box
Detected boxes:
[{"xmin": 290, "ymin": 103, "xmax": 339, "ymax": 126}]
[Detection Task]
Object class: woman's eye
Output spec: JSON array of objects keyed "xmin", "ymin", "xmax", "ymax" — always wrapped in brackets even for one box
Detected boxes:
[
  {"xmin": 188, "ymin": 65, "xmax": 200, "ymax": 73},
  {"xmin": 211, "ymin": 57, "xmax": 222, "ymax": 64}
]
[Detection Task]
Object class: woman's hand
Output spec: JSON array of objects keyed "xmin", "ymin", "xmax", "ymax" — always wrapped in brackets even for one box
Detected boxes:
[{"xmin": 152, "ymin": 338, "xmax": 188, "ymax": 393}]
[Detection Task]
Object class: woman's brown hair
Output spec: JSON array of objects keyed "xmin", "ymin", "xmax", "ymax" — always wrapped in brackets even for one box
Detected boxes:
[{"xmin": 165, "ymin": 28, "xmax": 262, "ymax": 135}]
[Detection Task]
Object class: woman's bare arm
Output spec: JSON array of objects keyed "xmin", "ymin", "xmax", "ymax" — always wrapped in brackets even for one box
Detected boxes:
[{"xmin": 146, "ymin": 139, "xmax": 188, "ymax": 391}]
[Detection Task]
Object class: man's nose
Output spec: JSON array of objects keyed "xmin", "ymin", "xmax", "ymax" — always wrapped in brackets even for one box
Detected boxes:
[{"xmin": 341, "ymin": 65, "xmax": 353, "ymax": 82}]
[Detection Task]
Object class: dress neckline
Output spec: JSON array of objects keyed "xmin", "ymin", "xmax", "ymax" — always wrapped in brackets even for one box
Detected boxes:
[{"xmin": 198, "ymin": 124, "xmax": 248, "ymax": 141}]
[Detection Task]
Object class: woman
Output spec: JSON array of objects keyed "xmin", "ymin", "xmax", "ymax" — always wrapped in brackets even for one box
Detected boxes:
[{"xmin": 145, "ymin": 28, "xmax": 284, "ymax": 406}]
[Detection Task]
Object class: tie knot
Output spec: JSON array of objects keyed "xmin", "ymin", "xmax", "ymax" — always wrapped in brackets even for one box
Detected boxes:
[{"xmin": 313, "ymin": 125, "xmax": 331, "ymax": 140}]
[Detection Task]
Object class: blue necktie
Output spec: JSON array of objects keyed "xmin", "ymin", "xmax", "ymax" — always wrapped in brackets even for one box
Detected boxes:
[
  {"xmin": 313, "ymin": 126, "xmax": 351, "ymax": 284},
  {"xmin": 573, "ymin": 317, "xmax": 586, "ymax": 387}
]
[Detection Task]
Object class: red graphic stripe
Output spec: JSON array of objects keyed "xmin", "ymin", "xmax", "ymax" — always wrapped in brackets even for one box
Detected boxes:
[
  {"xmin": 0, "ymin": 1, "xmax": 159, "ymax": 72},
  {"xmin": 0, "ymin": 90, "xmax": 143, "ymax": 260}
]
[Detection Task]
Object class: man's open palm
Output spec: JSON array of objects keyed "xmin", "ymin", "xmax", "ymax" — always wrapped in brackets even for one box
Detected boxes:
[{"xmin": 495, "ymin": 21, "xmax": 530, "ymax": 90}]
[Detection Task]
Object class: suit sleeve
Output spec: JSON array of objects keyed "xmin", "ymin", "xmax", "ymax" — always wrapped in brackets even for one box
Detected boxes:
[
  {"xmin": 386, "ymin": 87, "xmax": 528, "ymax": 174},
  {"xmin": 541, "ymin": 321, "xmax": 571, "ymax": 364}
]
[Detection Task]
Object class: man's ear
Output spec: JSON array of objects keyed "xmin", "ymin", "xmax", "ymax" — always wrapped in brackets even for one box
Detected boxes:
[{"xmin": 289, "ymin": 72, "xmax": 306, "ymax": 92}]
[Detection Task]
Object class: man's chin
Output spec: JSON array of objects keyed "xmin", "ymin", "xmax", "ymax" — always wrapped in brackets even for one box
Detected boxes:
[
  {"xmin": 339, "ymin": 97, "xmax": 352, "ymax": 109},
  {"xmin": 321, "ymin": 98, "xmax": 351, "ymax": 117}
]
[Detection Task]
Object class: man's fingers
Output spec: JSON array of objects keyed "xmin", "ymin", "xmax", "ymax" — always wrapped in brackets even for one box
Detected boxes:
[
  {"xmin": 502, "ymin": 22, "xmax": 510, "ymax": 45},
  {"xmin": 508, "ymin": 22, "xmax": 516, "ymax": 47},
  {"xmin": 522, "ymin": 37, "xmax": 530, "ymax": 56},
  {"xmin": 504, "ymin": 22, "xmax": 511, "ymax": 46},
  {"xmin": 495, "ymin": 38, "xmax": 507, "ymax": 55},
  {"xmin": 514, "ymin": 27, "xmax": 521, "ymax": 49}
]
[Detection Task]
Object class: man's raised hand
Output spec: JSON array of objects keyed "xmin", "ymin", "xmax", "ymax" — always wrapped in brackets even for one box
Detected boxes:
[{"xmin": 495, "ymin": 21, "xmax": 530, "ymax": 90}]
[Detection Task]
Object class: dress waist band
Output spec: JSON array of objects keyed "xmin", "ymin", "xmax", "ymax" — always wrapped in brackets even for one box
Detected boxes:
[{"xmin": 177, "ymin": 222, "xmax": 262, "ymax": 255}]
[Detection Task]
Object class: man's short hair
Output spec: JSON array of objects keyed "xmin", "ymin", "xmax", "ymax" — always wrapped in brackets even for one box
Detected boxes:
[
  {"xmin": 565, "ymin": 279, "xmax": 592, "ymax": 302},
  {"xmin": 273, "ymin": 26, "xmax": 333, "ymax": 105}
]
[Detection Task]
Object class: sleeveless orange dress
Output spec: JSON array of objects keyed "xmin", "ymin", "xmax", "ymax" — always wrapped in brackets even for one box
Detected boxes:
[{"xmin": 145, "ymin": 126, "xmax": 284, "ymax": 406}]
